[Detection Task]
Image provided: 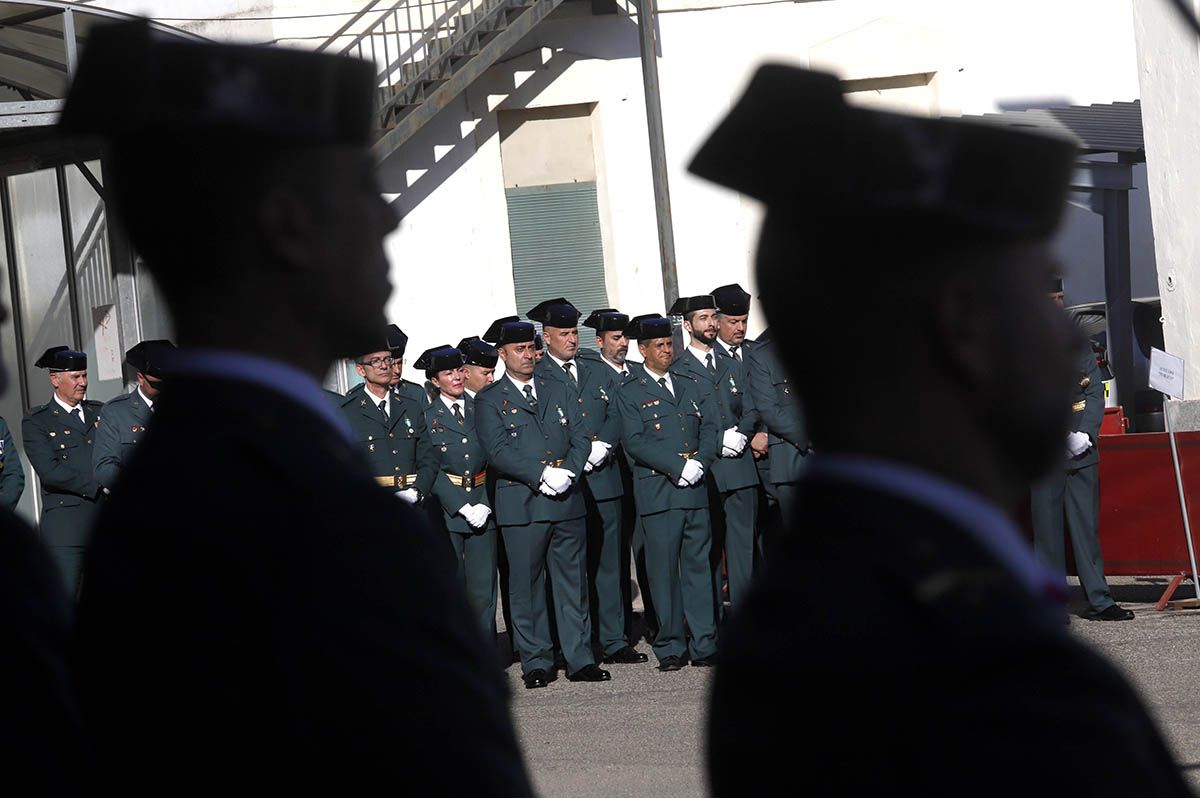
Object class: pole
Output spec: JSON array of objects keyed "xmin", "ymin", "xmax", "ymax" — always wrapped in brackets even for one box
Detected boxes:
[
  {"xmin": 635, "ymin": 0, "xmax": 680, "ymax": 311},
  {"xmin": 1164, "ymin": 395, "xmax": 1200, "ymax": 600}
]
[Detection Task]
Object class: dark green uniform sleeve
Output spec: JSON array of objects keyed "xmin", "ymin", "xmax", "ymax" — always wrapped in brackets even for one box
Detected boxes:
[
  {"xmin": 747, "ymin": 345, "xmax": 805, "ymax": 446},
  {"xmin": 697, "ymin": 388, "xmax": 722, "ymax": 469},
  {"xmin": 22, "ymin": 415, "xmax": 96, "ymax": 498},
  {"xmin": 0, "ymin": 419, "xmax": 24, "ymax": 510},
  {"xmin": 1080, "ymin": 349, "xmax": 1105, "ymax": 444},
  {"xmin": 617, "ymin": 385, "xmax": 688, "ymax": 482},
  {"xmin": 92, "ymin": 406, "xmax": 122, "ymax": 491},
  {"xmin": 476, "ymin": 397, "xmax": 545, "ymax": 489},
  {"xmin": 736, "ymin": 367, "xmax": 760, "ymax": 438},
  {"xmin": 563, "ymin": 397, "xmax": 591, "ymax": 480},
  {"xmin": 410, "ymin": 408, "xmax": 437, "ymax": 498}
]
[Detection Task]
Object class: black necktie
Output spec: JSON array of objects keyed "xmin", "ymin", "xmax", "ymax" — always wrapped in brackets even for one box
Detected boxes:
[
  {"xmin": 523, "ymin": 384, "xmax": 538, "ymax": 408},
  {"xmin": 377, "ymin": 398, "xmax": 388, "ymax": 420},
  {"xmin": 452, "ymin": 403, "xmax": 464, "ymax": 423},
  {"xmin": 730, "ymin": 345, "xmax": 741, "ymax": 362},
  {"xmin": 71, "ymin": 407, "xmax": 83, "ymax": 427},
  {"xmin": 563, "ymin": 362, "xmax": 577, "ymax": 385},
  {"xmin": 658, "ymin": 377, "xmax": 673, "ymax": 398},
  {"xmin": 705, "ymin": 353, "xmax": 716, "ymax": 375}
]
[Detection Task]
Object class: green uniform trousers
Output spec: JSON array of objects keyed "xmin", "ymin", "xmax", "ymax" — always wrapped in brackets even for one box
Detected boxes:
[
  {"xmin": 501, "ymin": 517, "xmax": 592, "ymax": 675},
  {"xmin": 1031, "ymin": 464, "xmax": 1113, "ymax": 612},
  {"xmin": 448, "ymin": 526, "xmax": 499, "ymax": 642},
  {"xmin": 711, "ymin": 484, "xmax": 759, "ymax": 614},
  {"xmin": 642, "ymin": 507, "xmax": 718, "ymax": 662},
  {"xmin": 588, "ymin": 495, "xmax": 632, "ymax": 656}
]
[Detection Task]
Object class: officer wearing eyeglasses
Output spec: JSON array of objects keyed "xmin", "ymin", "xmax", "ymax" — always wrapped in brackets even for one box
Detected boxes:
[{"xmin": 339, "ymin": 343, "xmax": 436, "ymax": 505}]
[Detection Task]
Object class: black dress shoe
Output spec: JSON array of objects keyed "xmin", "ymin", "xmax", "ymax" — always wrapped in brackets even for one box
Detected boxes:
[
  {"xmin": 602, "ymin": 646, "xmax": 649, "ymax": 664},
  {"xmin": 1091, "ymin": 604, "xmax": 1135, "ymax": 621},
  {"xmin": 566, "ymin": 664, "xmax": 612, "ymax": 682},
  {"xmin": 523, "ymin": 669, "xmax": 552, "ymax": 689},
  {"xmin": 657, "ymin": 655, "xmax": 684, "ymax": 672},
  {"xmin": 691, "ymin": 654, "xmax": 718, "ymax": 667}
]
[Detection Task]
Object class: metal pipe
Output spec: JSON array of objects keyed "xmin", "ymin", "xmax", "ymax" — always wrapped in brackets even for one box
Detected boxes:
[
  {"xmin": 62, "ymin": 7, "xmax": 76, "ymax": 77},
  {"xmin": 1102, "ymin": 188, "xmax": 1133, "ymax": 424},
  {"xmin": 0, "ymin": 179, "xmax": 31, "ymax": 413},
  {"xmin": 634, "ymin": 0, "xmax": 679, "ymax": 310},
  {"xmin": 54, "ymin": 165, "xmax": 82, "ymax": 351},
  {"xmin": 1165, "ymin": 396, "xmax": 1200, "ymax": 601}
]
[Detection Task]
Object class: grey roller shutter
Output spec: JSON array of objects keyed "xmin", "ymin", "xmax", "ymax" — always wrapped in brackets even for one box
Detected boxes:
[{"xmin": 505, "ymin": 182, "xmax": 610, "ymax": 350}]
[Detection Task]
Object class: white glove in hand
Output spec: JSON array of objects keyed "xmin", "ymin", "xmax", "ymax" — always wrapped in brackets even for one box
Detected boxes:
[
  {"xmin": 721, "ymin": 428, "xmax": 748, "ymax": 457},
  {"xmin": 461, "ymin": 504, "xmax": 490, "ymax": 529},
  {"xmin": 1067, "ymin": 431, "xmax": 1093, "ymax": 458},
  {"xmin": 396, "ymin": 488, "xmax": 420, "ymax": 504},
  {"xmin": 680, "ymin": 458, "xmax": 705, "ymax": 486},
  {"xmin": 542, "ymin": 466, "xmax": 575, "ymax": 494},
  {"xmin": 474, "ymin": 504, "xmax": 492, "ymax": 525},
  {"xmin": 587, "ymin": 440, "xmax": 612, "ymax": 468},
  {"xmin": 539, "ymin": 481, "xmax": 560, "ymax": 497}
]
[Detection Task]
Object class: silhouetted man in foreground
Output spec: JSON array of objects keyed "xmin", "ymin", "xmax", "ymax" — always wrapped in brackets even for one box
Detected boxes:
[
  {"xmin": 61, "ymin": 22, "xmax": 533, "ymax": 796},
  {"xmin": 691, "ymin": 65, "xmax": 1194, "ymax": 796}
]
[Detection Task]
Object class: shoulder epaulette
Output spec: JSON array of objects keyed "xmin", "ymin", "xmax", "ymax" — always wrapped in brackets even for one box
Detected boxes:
[{"xmin": 105, "ymin": 392, "xmax": 133, "ymax": 406}]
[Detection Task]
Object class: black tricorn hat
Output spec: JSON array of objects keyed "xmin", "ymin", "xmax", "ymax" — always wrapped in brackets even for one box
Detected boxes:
[
  {"xmin": 669, "ymin": 295, "xmax": 717, "ymax": 316},
  {"xmin": 1049, "ymin": 275, "xmax": 1065, "ymax": 293},
  {"xmin": 125, "ymin": 339, "xmax": 176, "ymax": 378},
  {"xmin": 483, "ymin": 316, "xmax": 536, "ymax": 346},
  {"xmin": 711, "ymin": 284, "xmax": 751, "ymax": 316},
  {"xmin": 626, "ymin": 315, "xmax": 673, "ymax": 341},
  {"xmin": 688, "ymin": 64, "xmax": 1075, "ymax": 240},
  {"xmin": 414, "ymin": 345, "xmax": 466, "ymax": 373},
  {"xmin": 385, "ymin": 325, "xmax": 409, "ymax": 357},
  {"xmin": 457, "ymin": 336, "xmax": 499, "ymax": 368},
  {"xmin": 583, "ymin": 309, "xmax": 629, "ymax": 332},
  {"xmin": 35, "ymin": 346, "xmax": 87, "ymax": 372},
  {"xmin": 58, "ymin": 19, "xmax": 375, "ymax": 146},
  {"xmin": 527, "ymin": 298, "xmax": 580, "ymax": 328}
]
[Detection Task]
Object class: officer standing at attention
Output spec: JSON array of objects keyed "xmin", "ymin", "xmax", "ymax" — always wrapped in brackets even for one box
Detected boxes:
[
  {"xmin": 418, "ymin": 345, "xmax": 497, "ymax": 640},
  {"xmin": 670, "ymin": 295, "xmax": 760, "ymax": 614},
  {"xmin": 93, "ymin": 339, "xmax": 175, "ymax": 494},
  {"xmin": 710, "ymin": 284, "xmax": 771, "ymax": 494},
  {"xmin": 386, "ymin": 323, "xmax": 430, "ymax": 407},
  {"xmin": 745, "ymin": 328, "xmax": 808, "ymax": 529},
  {"xmin": 617, "ymin": 316, "xmax": 720, "ymax": 670},
  {"xmin": 1031, "ymin": 277, "xmax": 1132, "ymax": 621},
  {"xmin": 340, "ymin": 341, "xmax": 436, "ymax": 505},
  {"xmin": 23, "ymin": 346, "xmax": 104, "ymax": 595},
  {"xmin": 476, "ymin": 317, "xmax": 609, "ymax": 688},
  {"xmin": 530, "ymin": 298, "xmax": 645, "ymax": 664},
  {"xmin": 0, "ymin": 413, "xmax": 25, "ymax": 510},
  {"xmin": 458, "ymin": 336, "xmax": 498, "ymax": 398}
]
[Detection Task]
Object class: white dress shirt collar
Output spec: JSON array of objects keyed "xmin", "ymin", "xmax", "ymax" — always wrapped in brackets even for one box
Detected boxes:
[
  {"xmin": 440, "ymin": 393, "xmax": 465, "ymax": 415},
  {"xmin": 137, "ymin": 386, "xmax": 155, "ymax": 409},
  {"xmin": 53, "ymin": 393, "xmax": 83, "ymax": 416}
]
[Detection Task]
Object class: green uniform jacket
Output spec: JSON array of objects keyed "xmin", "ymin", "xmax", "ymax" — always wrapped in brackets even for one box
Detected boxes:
[
  {"xmin": 670, "ymin": 347, "xmax": 760, "ymax": 493},
  {"xmin": 347, "ymin": 378, "xmax": 429, "ymax": 407},
  {"xmin": 745, "ymin": 339, "xmax": 808, "ymax": 485},
  {"xmin": 0, "ymin": 416, "xmax": 25, "ymax": 510},
  {"xmin": 536, "ymin": 354, "xmax": 625, "ymax": 502},
  {"xmin": 616, "ymin": 371, "xmax": 720, "ymax": 515},
  {"xmin": 424, "ymin": 396, "xmax": 492, "ymax": 535},
  {"xmin": 1067, "ymin": 347, "xmax": 1105, "ymax": 470},
  {"xmin": 93, "ymin": 389, "xmax": 153, "ymax": 492},
  {"xmin": 474, "ymin": 374, "xmax": 590, "ymax": 526},
  {"xmin": 23, "ymin": 397, "xmax": 103, "ymax": 540},
  {"xmin": 339, "ymin": 389, "xmax": 436, "ymax": 497}
]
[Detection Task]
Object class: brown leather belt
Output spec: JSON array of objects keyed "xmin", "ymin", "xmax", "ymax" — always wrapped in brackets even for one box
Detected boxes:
[
  {"xmin": 375, "ymin": 474, "xmax": 418, "ymax": 489},
  {"xmin": 679, "ymin": 451, "xmax": 698, "ymax": 460},
  {"xmin": 447, "ymin": 470, "xmax": 488, "ymax": 488},
  {"xmin": 541, "ymin": 458, "xmax": 564, "ymax": 467},
  {"xmin": 1071, "ymin": 400, "xmax": 1087, "ymax": 413}
]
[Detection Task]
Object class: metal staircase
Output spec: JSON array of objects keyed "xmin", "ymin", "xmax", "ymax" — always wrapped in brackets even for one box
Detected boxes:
[{"xmin": 321, "ymin": 0, "xmax": 568, "ymax": 163}]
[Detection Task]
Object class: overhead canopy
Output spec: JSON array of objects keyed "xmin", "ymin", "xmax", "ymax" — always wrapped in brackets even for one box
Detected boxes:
[{"xmin": 969, "ymin": 100, "xmax": 1143, "ymax": 159}]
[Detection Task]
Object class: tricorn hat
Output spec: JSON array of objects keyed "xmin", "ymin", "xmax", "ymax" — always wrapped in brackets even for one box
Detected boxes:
[
  {"xmin": 527, "ymin": 298, "xmax": 581, "ymax": 328},
  {"xmin": 35, "ymin": 346, "xmax": 87, "ymax": 372},
  {"xmin": 414, "ymin": 345, "xmax": 466, "ymax": 373},
  {"xmin": 125, "ymin": 339, "xmax": 176, "ymax": 378},
  {"xmin": 583, "ymin": 309, "xmax": 630, "ymax": 332}
]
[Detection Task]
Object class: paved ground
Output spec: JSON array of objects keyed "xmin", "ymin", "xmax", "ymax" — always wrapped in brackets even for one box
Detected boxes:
[{"xmin": 502, "ymin": 576, "xmax": 1200, "ymax": 797}]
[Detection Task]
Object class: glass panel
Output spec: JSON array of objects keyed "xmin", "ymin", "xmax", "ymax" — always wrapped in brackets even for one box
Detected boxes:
[
  {"xmin": 134, "ymin": 256, "xmax": 174, "ymax": 342},
  {"xmin": 66, "ymin": 163, "xmax": 123, "ymax": 403},
  {"xmin": 9, "ymin": 168, "xmax": 73, "ymax": 408}
]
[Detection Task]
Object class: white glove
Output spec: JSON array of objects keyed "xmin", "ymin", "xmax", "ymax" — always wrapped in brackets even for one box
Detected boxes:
[
  {"xmin": 680, "ymin": 458, "xmax": 705, "ymax": 486},
  {"xmin": 721, "ymin": 427, "xmax": 748, "ymax": 458},
  {"xmin": 542, "ymin": 466, "xmax": 575, "ymax": 494},
  {"xmin": 396, "ymin": 488, "xmax": 420, "ymax": 504},
  {"xmin": 587, "ymin": 441, "xmax": 612, "ymax": 468},
  {"xmin": 1067, "ymin": 431, "xmax": 1093, "ymax": 458},
  {"xmin": 539, "ymin": 481, "xmax": 560, "ymax": 497},
  {"xmin": 472, "ymin": 504, "xmax": 492, "ymax": 527},
  {"xmin": 460, "ymin": 503, "xmax": 490, "ymax": 529}
]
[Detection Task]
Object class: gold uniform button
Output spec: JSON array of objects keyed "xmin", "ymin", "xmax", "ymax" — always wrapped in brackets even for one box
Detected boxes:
[{"xmin": 462, "ymin": 438, "xmax": 468, "ymax": 444}]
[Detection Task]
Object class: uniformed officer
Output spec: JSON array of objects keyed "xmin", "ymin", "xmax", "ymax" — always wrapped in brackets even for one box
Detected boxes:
[
  {"xmin": 0, "ymin": 414, "xmax": 25, "ymax": 510},
  {"xmin": 529, "ymin": 299, "xmax": 645, "ymax": 664},
  {"xmin": 418, "ymin": 344, "xmax": 498, "ymax": 640},
  {"xmin": 93, "ymin": 339, "xmax": 175, "ymax": 494},
  {"xmin": 1032, "ymin": 277, "xmax": 1132, "ymax": 621},
  {"xmin": 711, "ymin": 283, "xmax": 771, "ymax": 492},
  {"xmin": 339, "ymin": 343, "xmax": 436, "ymax": 505},
  {"xmin": 670, "ymin": 294, "xmax": 760, "ymax": 614},
  {"xmin": 617, "ymin": 316, "xmax": 720, "ymax": 670},
  {"xmin": 458, "ymin": 336, "xmax": 498, "ymax": 398},
  {"xmin": 476, "ymin": 317, "xmax": 609, "ymax": 688},
  {"xmin": 745, "ymin": 328, "xmax": 808, "ymax": 528},
  {"xmin": 23, "ymin": 346, "xmax": 104, "ymax": 595},
  {"xmin": 385, "ymin": 323, "xmax": 430, "ymax": 407},
  {"xmin": 533, "ymin": 332, "xmax": 545, "ymax": 363}
]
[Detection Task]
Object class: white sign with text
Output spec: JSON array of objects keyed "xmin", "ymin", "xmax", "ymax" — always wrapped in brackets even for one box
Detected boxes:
[{"xmin": 1150, "ymin": 347, "xmax": 1185, "ymax": 400}]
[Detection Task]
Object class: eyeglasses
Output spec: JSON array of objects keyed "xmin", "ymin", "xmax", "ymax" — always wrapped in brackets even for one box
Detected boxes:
[{"xmin": 358, "ymin": 356, "xmax": 396, "ymax": 369}]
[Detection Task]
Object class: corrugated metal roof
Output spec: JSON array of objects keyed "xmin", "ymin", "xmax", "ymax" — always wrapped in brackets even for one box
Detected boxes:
[{"xmin": 969, "ymin": 100, "xmax": 1143, "ymax": 157}]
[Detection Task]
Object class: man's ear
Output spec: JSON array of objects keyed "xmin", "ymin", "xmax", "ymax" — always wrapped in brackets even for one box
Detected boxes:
[{"xmin": 259, "ymin": 185, "xmax": 317, "ymax": 274}]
